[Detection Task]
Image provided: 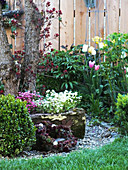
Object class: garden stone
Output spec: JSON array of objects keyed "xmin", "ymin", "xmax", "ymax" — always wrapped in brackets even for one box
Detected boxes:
[
  {"xmin": 55, "ymin": 138, "xmax": 65, "ymax": 142},
  {"xmin": 101, "ymin": 131, "xmax": 111, "ymax": 138},
  {"xmin": 53, "ymin": 138, "xmax": 65, "ymax": 146},
  {"xmin": 111, "ymin": 132, "xmax": 119, "ymax": 137},
  {"xmin": 30, "ymin": 108, "xmax": 86, "ymax": 139},
  {"xmin": 100, "ymin": 122, "xmax": 113, "ymax": 129}
]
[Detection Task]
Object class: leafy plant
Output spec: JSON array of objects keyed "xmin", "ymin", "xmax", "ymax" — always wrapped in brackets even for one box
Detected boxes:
[
  {"xmin": 114, "ymin": 93, "xmax": 128, "ymax": 135},
  {"xmin": 33, "ymin": 121, "xmax": 77, "ymax": 152},
  {"xmin": 16, "ymin": 91, "xmax": 43, "ymax": 114},
  {"xmin": 36, "ymin": 45, "xmax": 85, "ymax": 93},
  {"xmin": 36, "ymin": 33, "xmax": 128, "ymax": 122},
  {"xmin": 34, "ymin": 90, "xmax": 82, "ymax": 114},
  {"xmin": 0, "ymin": 94, "xmax": 36, "ymax": 157},
  {"xmin": 99, "ymin": 33, "xmax": 128, "ymax": 114},
  {"xmin": 78, "ymin": 33, "xmax": 128, "ymax": 120}
]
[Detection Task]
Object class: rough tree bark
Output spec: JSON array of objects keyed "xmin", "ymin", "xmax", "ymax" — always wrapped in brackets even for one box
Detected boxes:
[
  {"xmin": 0, "ymin": 0, "xmax": 51, "ymax": 95},
  {"xmin": 0, "ymin": 3, "xmax": 19, "ymax": 96},
  {"xmin": 21, "ymin": 0, "xmax": 42, "ymax": 92}
]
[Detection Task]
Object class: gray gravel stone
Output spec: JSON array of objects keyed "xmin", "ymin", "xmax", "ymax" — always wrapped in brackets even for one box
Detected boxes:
[{"xmin": 75, "ymin": 115, "xmax": 120, "ymax": 150}]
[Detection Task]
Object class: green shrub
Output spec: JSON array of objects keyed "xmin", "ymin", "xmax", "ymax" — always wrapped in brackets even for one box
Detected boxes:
[
  {"xmin": 36, "ymin": 45, "xmax": 84, "ymax": 93},
  {"xmin": 0, "ymin": 94, "xmax": 36, "ymax": 157},
  {"xmin": 114, "ymin": 93, "xmax": 128, "ymax": 135}
]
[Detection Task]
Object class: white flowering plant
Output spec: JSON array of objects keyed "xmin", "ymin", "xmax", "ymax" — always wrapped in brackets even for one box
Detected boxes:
[{"xmin": 34, "ymin": 90, "xmax": 82, "ymax": 114}]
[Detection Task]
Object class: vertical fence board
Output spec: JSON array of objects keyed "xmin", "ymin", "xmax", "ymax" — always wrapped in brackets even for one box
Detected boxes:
[
  {"xmin": 120, "ymin": 0, "xmax": 128, "ymax": 33},
  {"xmin": 90, "ymin": 6, "xmax": 97, "ymax": 44},
  {"xmin": 96, "ymin": 0, "xmax": 105, "ymax": 38},
  {"xmin": 81, "ymin": 0, "xmax": 105, "ymax": 46},
  {"xmin": 34, "ymin": 0, "xmax": 59, "ymax": 50},
  {"xmin": 49, "ymin": 0, "xmax": 59, "ymax": 50},
  {"xmin": 107, "ymin": 0, "xmax": 119, "ymax": 34},
  {"xmin": 5, "ymin": 0, "xmax": 25, "ymax": 53},
  {"xmin": 33, "ymin": 0, "xmax": 44, "ymax": 50},
  {"xmin": 6, "ymin": 28, "xmax": 15, "ymax": 53},
  {"xmin": 60, "ymin": 0, "xmax": 74, "ymax": 49},
  {"xmin": 90, "ymin": 0, "xmax": 105, "ymax": 46},
  {"xmin": 5, "ymin": 0, "xmax": 15, "ymax": 53},
  {"xmin": 15, "ymin": 27, "xmax": 24, "ymax": 51},
  {"xmin": 75, "ymin": 0, "xmax": 87, "ymax": 46},
  {"xmin": 4, "ymin": 0, "xmax": 128, "ymax": 50}
]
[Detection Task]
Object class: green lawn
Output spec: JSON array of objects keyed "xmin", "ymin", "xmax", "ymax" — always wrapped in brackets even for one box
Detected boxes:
[{"xmin": 0, "ymin": 137, "xmax": 128, "ymax": 170}]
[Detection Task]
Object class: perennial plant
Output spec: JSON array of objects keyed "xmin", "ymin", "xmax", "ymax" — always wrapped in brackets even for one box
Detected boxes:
[
  {"xmin": 35, "ymin": 90, "xmax": 82, "ymax": 113},
  {"xmin": 37, "ymin": 33, "xmax": 128, "ymax": 122},
  {"xmin": 16, "ymin": 91, "xmax": 43, "ymax": 113}
]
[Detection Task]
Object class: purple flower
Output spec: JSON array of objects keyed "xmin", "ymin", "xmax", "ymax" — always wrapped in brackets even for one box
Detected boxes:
[{"xmin": 16, "ymin": 91, "xmax": 43, "ymax": 113}]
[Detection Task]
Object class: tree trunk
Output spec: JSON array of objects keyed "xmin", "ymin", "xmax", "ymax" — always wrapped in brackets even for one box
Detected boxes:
[
  {"xmin": 22, "ymin": 0, "xmax": 42, "ymax": 92},
  {"xmin": 0, "ymin": 3, "xmax": 19, "ymax": 96}
]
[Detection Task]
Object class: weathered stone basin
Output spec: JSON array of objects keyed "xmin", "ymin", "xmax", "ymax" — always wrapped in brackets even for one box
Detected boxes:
[{"xmin": 30, "ymin": 108, "xmax": 86, "ymax": 139}]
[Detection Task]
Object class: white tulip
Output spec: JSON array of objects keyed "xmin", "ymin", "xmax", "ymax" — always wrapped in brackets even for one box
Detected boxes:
[
  {"xmin": 91, "ymin": 49, "xmax": 96, "ymax": 55},
  {"xmin": 99, "ymin": 42, "xmax": 104, "ymax": 49},
  {"xmin": 82, "ymin": 44, "xmax": 88, "ymax": 52},
  {"xmin": 88, "ymin": 46, "xmax": 96, "ymax": 55}
]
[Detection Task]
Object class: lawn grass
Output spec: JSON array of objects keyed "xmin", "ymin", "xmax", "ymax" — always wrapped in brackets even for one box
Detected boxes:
[{"xmin": 0, "ymin": 137, "xmax": 128, "ymax": 170}]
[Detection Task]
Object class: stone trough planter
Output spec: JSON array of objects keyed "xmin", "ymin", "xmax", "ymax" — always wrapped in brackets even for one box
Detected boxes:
[{"xmin": 30, "ymin": 108, "xmax": 86, "ymax": 139}]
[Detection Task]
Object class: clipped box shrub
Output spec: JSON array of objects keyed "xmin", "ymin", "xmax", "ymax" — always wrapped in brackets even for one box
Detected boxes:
[
  {"xmin": 0, "ymin": 94, "xmax": 36, "ymax": 157},
  {"xmin": 114, "ymin": 93, "xmax": 128, "ymax": 135}
]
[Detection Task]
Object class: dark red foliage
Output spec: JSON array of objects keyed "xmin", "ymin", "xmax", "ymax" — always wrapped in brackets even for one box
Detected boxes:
[
  {"xmin": 33, "ymin": 121, "xmax": 77, "ymax": 153},
  {"xmin": 0, "ymin": 90, "xmax": 4, "ymax": 94}
]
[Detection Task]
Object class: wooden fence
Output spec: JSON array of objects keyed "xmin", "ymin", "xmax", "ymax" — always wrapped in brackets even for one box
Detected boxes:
[{"xmin": 5, "ymin": 0, "xmax": 128, "ymax": 52}]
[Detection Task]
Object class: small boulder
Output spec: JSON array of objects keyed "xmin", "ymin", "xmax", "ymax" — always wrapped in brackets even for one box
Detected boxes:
[{"xmin": 30, "ymin": 108, "xmax": 86, "ymax": 139}]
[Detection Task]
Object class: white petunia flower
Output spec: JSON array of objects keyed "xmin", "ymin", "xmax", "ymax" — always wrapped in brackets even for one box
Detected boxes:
[{"xmin": 91, "ymin": 49, "xmax": 96, "ymax": 55}]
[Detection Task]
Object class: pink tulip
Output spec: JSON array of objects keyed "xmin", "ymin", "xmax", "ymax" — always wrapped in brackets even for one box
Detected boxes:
[
  {"xmin": 89, "ymin": 61, "xmax": 95, "ymax": 68},
  {"xmin": 95, "ymin": 65, "xmax": 100, "ymax": 71}
]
